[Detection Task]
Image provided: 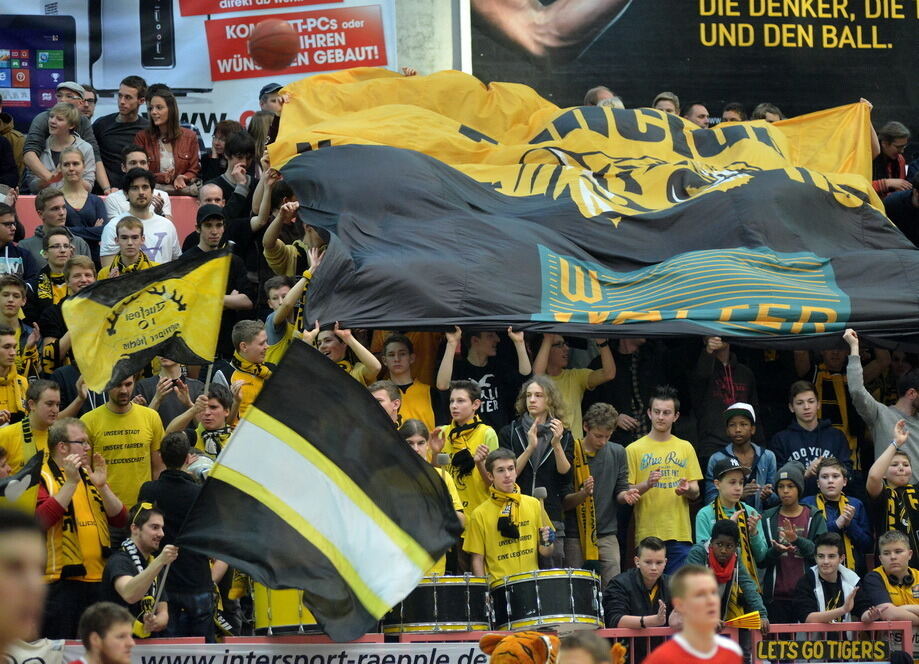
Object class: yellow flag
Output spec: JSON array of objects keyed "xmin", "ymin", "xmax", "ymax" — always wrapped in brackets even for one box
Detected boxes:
[
  {"xmin": 270, "ymin": 69, "xmax": 880, "ymax": 217},
  {"xmin": 63, "ymin": 250, "xmax": 230, "ymax": 392}
]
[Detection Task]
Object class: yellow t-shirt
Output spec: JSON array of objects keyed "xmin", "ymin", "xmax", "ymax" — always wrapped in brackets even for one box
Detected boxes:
[
  {"xmin": 426, "ymin": 468, "xmax": 464, "ymax": 576},
  {"xmin": 463, "ymin": 493, "xmax": 551, "ymax": 580},
  {"xmin": 81, "ymin": 404, "xmax": 164, "ymax": 506},
  {"xmin": 399, "ymin": 381, "xmax": 436, "ymax": 432},
  {"xmin": 547, "ymin": 368, "xmax": 592, "ymax": 436},
  {"xmin": 0, "ymin": 370, "xmax": 27, "ymax": 418},
  {"xmin": 1, "ymin": 420, "xmax": 48, "ymax": 472},
  {"xmin": 441, "ymin": 420, "xmax": 499, "ymax": 514},
  {"xmin": 626, "ymin": 434, "xmax": 703, "ymax": 543}
]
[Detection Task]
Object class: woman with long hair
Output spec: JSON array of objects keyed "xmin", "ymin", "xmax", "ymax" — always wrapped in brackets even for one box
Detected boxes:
[
  {"xmin": 134, "ymin": 86, "xmax": 200, "ymax": 194},
  {"xmin": 499, "ymin": 375, "xmax": 573, "ymax": 565}
]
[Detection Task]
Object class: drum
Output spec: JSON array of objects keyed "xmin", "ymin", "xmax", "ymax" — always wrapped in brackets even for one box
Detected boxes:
[
  {"xmin": 381, "ymin": 575, "xmax": 491, "ymax": 633},
  {"xmin": 253, "ymin": 583, "xmax": 322, "ymax": 635},
  {"xmin": 489, "ymin": 568, "xmax": 602, "ymax": 631}
]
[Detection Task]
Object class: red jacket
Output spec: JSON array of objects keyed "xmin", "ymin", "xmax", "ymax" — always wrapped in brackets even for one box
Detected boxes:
[{"xmin": 133, "ymin": 127, "xmax": 200, "ymax": 185}]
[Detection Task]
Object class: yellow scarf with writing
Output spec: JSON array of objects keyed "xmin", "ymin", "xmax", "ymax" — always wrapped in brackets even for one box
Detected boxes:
[
  {"xmin": 573, "ymin": 439, "xmax": 598, "ymax": 561},
  {"xmin": 816, "ymin": 493, "xmax": 856, "ymax": 570},
  {"xmin": 714, "ymin": 497, "xmax": 760, "ymax": 591},
  {"xmin": 232, "ymin": 352, "xmax": 272, "ymax": 380},
  {"xmin": 490, "ymin": 484, "xmax": 522, "ymax": 539},
  {"xmin": 814, "ymin": 367, "xmax": 859, "ymax": 470}
]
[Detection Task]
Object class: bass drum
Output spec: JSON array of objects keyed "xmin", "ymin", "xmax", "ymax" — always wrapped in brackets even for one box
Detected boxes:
[
  {"xmin": 381, "ymin": 575, "xmax": 490, "ymax": 633},
  {"xmin": 489, "ymin": 568, "xmax": 602, "ymax": 632},
  {"xmin": 253, "ymin": 583, "xmax": 322, "ymax": 635}
]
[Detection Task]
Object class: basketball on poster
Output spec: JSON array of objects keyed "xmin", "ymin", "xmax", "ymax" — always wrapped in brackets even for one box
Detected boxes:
[{"xmin": 0, "ymin": 0, "xmax": 396, "ymax": 140}]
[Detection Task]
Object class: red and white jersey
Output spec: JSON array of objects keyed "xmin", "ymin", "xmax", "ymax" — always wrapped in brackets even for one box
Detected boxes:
[{"xmin": 643, "ymin": 634, "xmax": 743, "ymax": 664}]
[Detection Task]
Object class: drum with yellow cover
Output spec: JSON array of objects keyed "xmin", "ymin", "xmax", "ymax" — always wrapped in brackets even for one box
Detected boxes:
[
  {"xmin": 253, "ymin": 583, "xmax": 322, "ymax": 635},
  {"xmin": 489, "ymin": 568, "xmax": 602, "ymax": 631}
]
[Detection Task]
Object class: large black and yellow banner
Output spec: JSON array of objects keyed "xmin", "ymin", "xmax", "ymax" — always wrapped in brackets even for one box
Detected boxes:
[
  {"xmin": 63, "ymin": 250, "xmax": 230, "ymax": 391},
  {"xmin": 178, "ymin": 340, "xmax": 462, "ymax": 641},
  {"xmin": 470, "ymin": 0, "xmax": 919, "ymax": 133},
  {"xmin": 270, "ymin": 70, "xmax": 919, "ymax": 343}
]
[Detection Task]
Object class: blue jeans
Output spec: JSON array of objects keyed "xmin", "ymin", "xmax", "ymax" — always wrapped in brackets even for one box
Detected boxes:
[
  {"xmin": 164, "ymin": 590, "xmax": 215, "ymax": 641},
  {"xmin": 664, "ymin": 540, "xmax": 691, "ymax": 574}
]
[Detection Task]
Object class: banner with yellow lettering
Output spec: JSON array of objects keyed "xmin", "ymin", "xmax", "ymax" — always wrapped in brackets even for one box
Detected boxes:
[
  {"xmin": 63, "ymin": 250, "xmax": 230, "ymax": 391},
  {"xmin": 272, "ymin": 70, "xmax": 919, "ymax": 343}
]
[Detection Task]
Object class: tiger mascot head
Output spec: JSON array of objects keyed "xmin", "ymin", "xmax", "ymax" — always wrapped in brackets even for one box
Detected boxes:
[{"xmin": 478, "ymin": 632, "xmax": 626, "ymax": 664}]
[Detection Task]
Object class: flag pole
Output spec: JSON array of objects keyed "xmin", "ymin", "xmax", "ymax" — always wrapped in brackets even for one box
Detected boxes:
[
  {"xmin": 152, "ymin": 562, "xmax": 170, "ymax": 607},
  {"xmin": 203, "ymin": 360, "xmax": 215, "ymax": 394}
]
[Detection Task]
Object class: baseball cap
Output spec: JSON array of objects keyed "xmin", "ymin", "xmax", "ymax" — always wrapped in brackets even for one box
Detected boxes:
[
  {"xmin": 259, "ymin": 82, "xmax": 283, "ymax": 98},
  {"xmin": 56, "ymin": 81, "xmax": 86, "ymax": 99},
  {"xmin": 723, "ymin": 402, "xmax": 756, "ymax": 424},
  {"xmin": 712, "ymin": 456, "xmax": 750, "ymax": 479},
  {"xmin": 196, "ymin": 204, "xmax": 225, "ymax": 225}
]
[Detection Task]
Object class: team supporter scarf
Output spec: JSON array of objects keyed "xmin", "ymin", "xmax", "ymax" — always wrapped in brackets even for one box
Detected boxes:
[
  {"xmin": 814, "ymin": 367, "xmax": 860, "ymax": 470},
  {"xmin": 44, "ymin": 458, "xmax": 108, "ymax": 581},
  {"xmin": 14, "ymin": 325, "xmax": 39, "ymax": 379},
  {"xmin": 201, "ymin": 426, "xmax": 233, "ymax": 458},
  {"xmin": 714, "ymin": 498, "xmax": 760, "ymax": 591},
  {"xmin": 448, "ymin": 416, "xmax": 484, "ymax": 480},
  {"xmin": 491, "ymin": 483, "xmax": 522, "ymax": 540},
  {"xmin": 708, "ymin": 546, "xmax": 743, "ymax": 620},
  {"xmin": 36, "ymin": 269, "xmax": 67, "ymax": 305},
  {"xmin": 121, "ymin": 537, "xmax": 158, "ymax": 638},
  {"xmin": 885, "ymin": 483, "xmax": 919, "ymax": 556},
  {"xmin": 572, "ymin": 439, "xmax": 598, "ymax": 561},
  {"xmin": 108, "ymin": 251, "xmax": 155, "ymax": 277},
  {"xmin": 231, "ymin": 352, "xmax": 272, "ymax": 380},
  {"xmin": 816, "ymin": 493, "xmax": 856, "ymax": 570}
]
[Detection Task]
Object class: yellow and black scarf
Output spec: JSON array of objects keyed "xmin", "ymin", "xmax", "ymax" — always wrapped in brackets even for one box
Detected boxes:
[
  {"xmin": 109, "ymin": 250, "xmax": 155, "ymax": 277},
  {"xmin": 448, "ymin": 416, "xmax": 484, "ymax": 480},
  {"xmin": 35, "ymin": 269, "xmax": 67, "ymax": 306},
  {"xmin": 814, "ymin": 366, "xmax": 860, "ymax": 470},
  {"xmin": 14, "ymin": 324, "xmax": 39, "ymax": 379},
  {"xmin": 490, "ymin": 484, "xmax": 522, "ymax": 539},
  {"xmin": 121, "ymin": 537, "xmax": 158, "ymax": 638},
  {"xmin": 885, "ymin": 483, "xmax": 919, "ymax": 558},
  {"xmin": 714, "ymin": 497, "xmax": 760, "ymax": 591},
  {"xmin": 231, "ymin": 352, "xmax": 272, "ymax": 380},
  {"xmin": 816, "ymin": 493, "xmax": 856, "ymax": 569},
  {"xmin": 573, "ymin": 439, "xmax": 598, "ymax": 561}
]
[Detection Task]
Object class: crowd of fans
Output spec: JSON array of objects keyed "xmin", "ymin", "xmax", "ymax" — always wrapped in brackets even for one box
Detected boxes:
[{"xmin": 0, "ymin": 72, "xmax": 918, "ymax": 654}]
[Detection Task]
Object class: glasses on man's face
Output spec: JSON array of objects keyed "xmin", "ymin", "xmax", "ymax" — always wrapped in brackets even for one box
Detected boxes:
[
  {"xmin": 47, "ymin": 243, "xmax": 72, "ymax": 251},
  {"xmin": 0, "ymin": 221, "xmax": 16, "ymax": 228},
  {"xmin": 57, "ymin": 92, "xmax": 82, "ymax": 102},
  {"xmin": 85, "ymin": 98, "xmax": 97, "ymax": 105},
  {"xmin": 64, "ymin": 439, "xmax": 90, "ymax": 447}
]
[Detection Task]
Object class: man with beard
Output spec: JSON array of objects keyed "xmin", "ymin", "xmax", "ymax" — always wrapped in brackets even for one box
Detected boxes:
[
  {"xmin": 101, "ymin": 504, "xmax": 177, "ymax": 638},
  {"xmin": 81, "ymin": 375, "xmax": 165, "ymax": 514},
  {"xmin": 71, "ymin": 602, "xmax": 135, "ymax": 664}
]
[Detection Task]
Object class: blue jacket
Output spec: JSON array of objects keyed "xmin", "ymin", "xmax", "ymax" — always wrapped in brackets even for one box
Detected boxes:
[
  {"xmin": 800, "ymin": 494, "xmax": 872, "ymax": 574},
  {"xmin": 705, "ymin": 442, "xmax": 778, "ymax": 513},
  {"xmin": 770, "ymin": 418, "xmax": 853, "ymax": 497}
]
